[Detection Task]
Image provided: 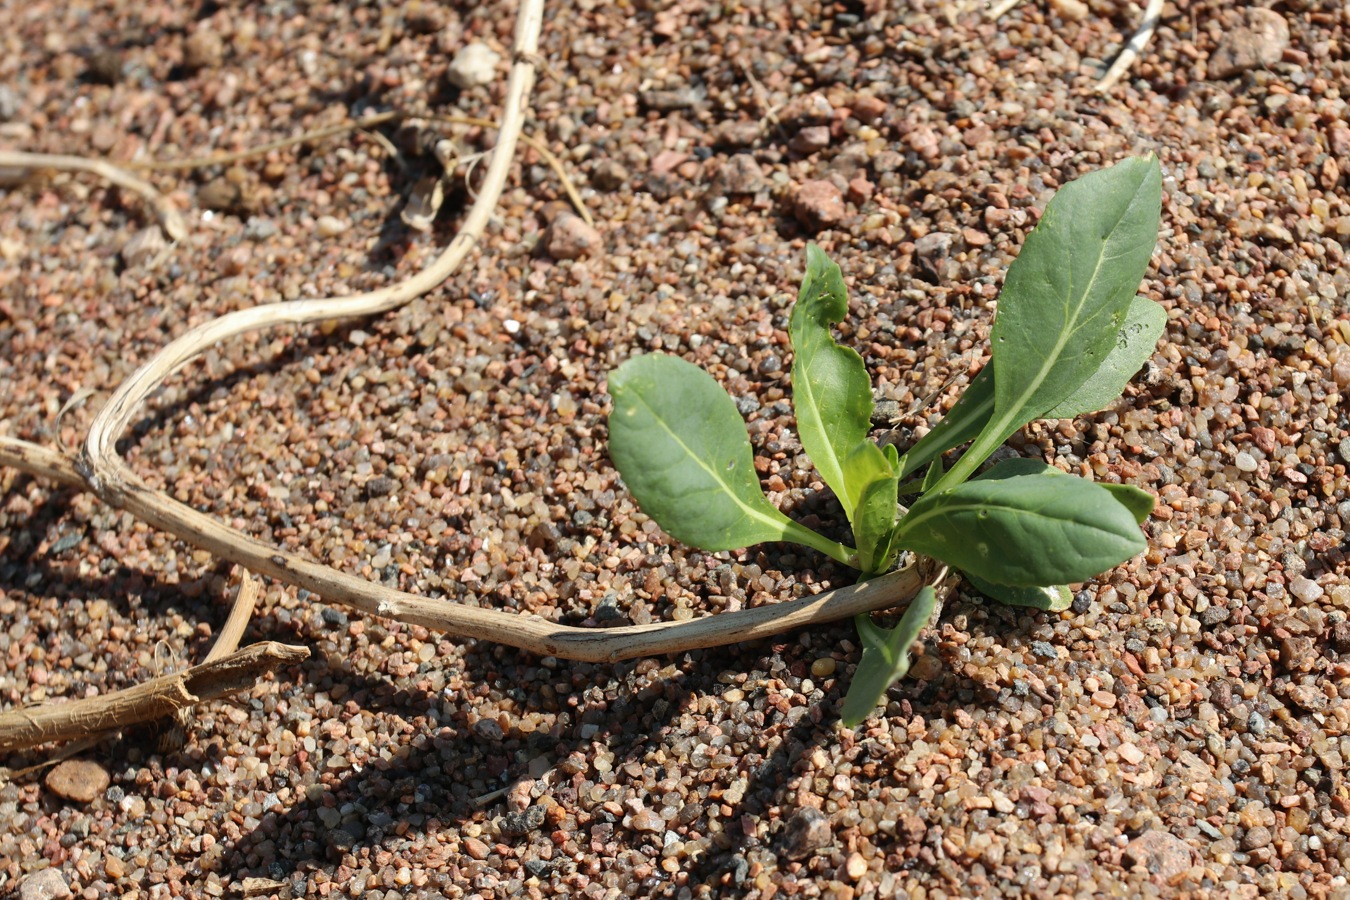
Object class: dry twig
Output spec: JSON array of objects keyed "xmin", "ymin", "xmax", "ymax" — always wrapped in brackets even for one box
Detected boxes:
[
  {"xmin": 0, "ymin": 641, "xmax": 308, "ymax": 754},
  {"xmin": 0, "ymin": 150, "xmax": 189, "ymax": 241},
  {"xmin": 1096, "ymin": 0, "xmax": 1164, "ymax": 92},
  {"xmin": 0, "ymin": 571, "xmax": 280, "ymax": 755}
]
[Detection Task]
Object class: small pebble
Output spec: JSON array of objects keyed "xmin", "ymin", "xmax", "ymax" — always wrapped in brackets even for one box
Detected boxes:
[
  {"xmin": 315, "ymin": 215, "xmax": 349, "ymax": 238},
  {"xmin": 1209, "ymin": 8, "xmax": 1290, "ymax": 78},
  {"xmin": 781, "ymin": 807, "xmax": 831, "ymax": 859},
  {"xmin": 45, "ymin": 759, "xmax": 110, "ymax": 803},
  {"xmin": 711, "ymin": 154, "xmax": 766, "ymax": 196},
  {"xmin": 810, "ymin": 657, "xmax": 836, "ymax": 678},
  {"xmin": 447, "ymin": 42, "xmax": 501, "ymax": 89},
  {"xmin": 121, "ymin": 226, "xmax": 168, "ymax": 269},
  {"xmin": 792, "ymin": 180, "xmax": 845, "ymax": 229},
  {"xmin": 1121, "ymin": 831, "xmax": 1195, "ymax": 882},
  {"xmin": 629, "ymin": 807, "xmax": 664, "ymax": 833},
  {"xmin": 545, "ymin": 213, "xmax": 601, "ymax": 260},
  {"xmin": 18, "ymin": 868, "xmax": 72, "ymax": 900},
  {"xmin": 789, "ymin": 126, "xmax": 831, "ymax": 155}
]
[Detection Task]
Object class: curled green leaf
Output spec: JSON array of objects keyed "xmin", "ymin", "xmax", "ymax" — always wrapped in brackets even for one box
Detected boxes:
[
  {"xmin": 790, "ymin": 244, "xmax": 901, "ymax": 572},
  {"xmin": 840, "ymin": 586, "xmax": 937, "ymax": 728}
]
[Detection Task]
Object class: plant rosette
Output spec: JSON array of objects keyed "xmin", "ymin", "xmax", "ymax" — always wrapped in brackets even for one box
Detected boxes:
[{"xmin": 608, "ymin": 156, "xmax": 1164, "ymax": 726}]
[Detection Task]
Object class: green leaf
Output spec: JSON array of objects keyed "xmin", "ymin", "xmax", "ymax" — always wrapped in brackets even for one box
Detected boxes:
[
  {"xmin": 1100, "ymin": 483, "xmax": 1155, "ymax": 524},
  {"xmin": 790, "ymin": 244, "xmax": 888, "ymax": 519},
  {"xmin": 974, "ymin": 456, "xmax": 1155, "ymax": 525},
  {"xmin": 965, "ymin": 572, "xmax": 1073, "ymax": 611},
  {"xmin": 937, "ymin": 156, "xmax": 1162, "ymax": 489},
  {"xmin": 896, "ymin": 366, "xmax": 994, "ymax": 481},
  {"xmin": 840, "ymin": 586, "xmax": 937, "ymax": 728},
  {"xmin": 609, "ymin": 354, "xmax": 854, "ymax": 565},
  {"xmin": 920, "ymin": 458, "xmax": 945, "ymax": 494},
  {"xmin": 1043, "ymin": 296, "xmax": 1167, "ymax": 419},
  {"xmin": 894, "ymin": 467, "xmax": 1147, "ymax": 587},
  {"xmin": 854, "ymin": 463, "xmax": 902, "ymax": 574}
]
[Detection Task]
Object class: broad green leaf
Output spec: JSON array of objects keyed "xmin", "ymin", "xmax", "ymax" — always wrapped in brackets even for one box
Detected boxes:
[
  {"xmin": 840, "ymin": 586, "xmax": 937, "ymax": 727},
  {"xmin": 975, "ymin": 456, "xmax": 1155, "ymax": 525},
  {"xmin": 896, "ymin": 367, "xmax": 994, "ymax": 481},
  {"xmin": 894, "ymin": 468, "xmax": 1147, "ymax": 587},
  {"xmin": 937, "ymin": 156, "xmax": 1162, "ymax": 489},
  {"xmin": 790, "ymin": 244, "xmax": 889, "ymax": 519},
  {"xmin": 1043, "ymin": 295, "xmax": 1167, "ymax": 419},
  {"xmin": 609, "ymin": 354, "xmax": 854, "ymax": 565},
  {"xmin": 965, "ymin": 572, "xmax": 1073, "ymax": 611},
  {"xmin": 854, "ymin": 459, "xmax": 902, "ymax": 574},
  {"xmin": 1100, "ymin": 483, "xmax": 1155, "ymax": 524}
]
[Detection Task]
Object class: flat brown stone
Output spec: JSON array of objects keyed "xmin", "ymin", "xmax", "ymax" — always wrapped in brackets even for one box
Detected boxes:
[{"xmin": 44, "ymin": 759, "xmax": 110, "ymax": 804}]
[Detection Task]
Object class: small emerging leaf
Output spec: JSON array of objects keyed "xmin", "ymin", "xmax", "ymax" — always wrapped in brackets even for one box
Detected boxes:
[
  {"xmin": 609, "ymin": 354, "xmax": 852, "ymax": 563},
  {"xmin": 840, "ymin": 586, "xmax": 937, "ymax": 727},
  {"xmin": 965, "ymin": 572, "xmax": 1073, "ymax": 611},
  {"xmin": 920, "ymin": 458, "xmax": 945, "ymax": 494},
  {"xmin": 895, "ymin": 462, "xmax": 1147, "ymax": 587},
  {"xmin": 790, "ymin": 244, "xmax": 899, "ymax": 570},
  {"xmin": 854, "ymin": 465, "xmax": 902, "ymax": 574}
]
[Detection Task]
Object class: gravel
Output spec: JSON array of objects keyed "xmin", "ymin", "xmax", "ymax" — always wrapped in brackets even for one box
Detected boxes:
[{"xmin": 2, "ymin": 0, "xmax": 1350, "ymax": 897}]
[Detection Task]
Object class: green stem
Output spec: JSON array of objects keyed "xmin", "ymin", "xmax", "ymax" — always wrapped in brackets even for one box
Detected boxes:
[
  {"xmin": 930, "ymin": 419, "xmax": 1016, "ymax": 492},
  {"xmin": 783, "ymin": 520, "xmax": 858, "ymax": 569}
]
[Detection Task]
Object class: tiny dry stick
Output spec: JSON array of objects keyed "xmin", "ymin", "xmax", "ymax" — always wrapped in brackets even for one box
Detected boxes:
[
  {"xmin": 0, "ymin": 642, "xmax": 309, "ymax": 754},
  {"xmin": 203, "ymin": 570, "xmax": 261, "ymax": 664},
  {"xmin": 0, "ymin": 150, "xmax": 189, "ymax": 242},
  {"xmin": 126, "ymin": 111, "xmax": 402, "ymax": 171},
  {"xmin": 427, "ymin": 114, "xmax": 594, "ymax": 226},
  {"xmin": 1096, "ymin": 0, "xmax": 1164, "ymax": 92},
  {"xmin": 0, "ymin": 436, "xmax": 86, "ymax": 491},
  {"xmin": 122, "ymin": 106, "xmax": 590, "ymax": 225}
]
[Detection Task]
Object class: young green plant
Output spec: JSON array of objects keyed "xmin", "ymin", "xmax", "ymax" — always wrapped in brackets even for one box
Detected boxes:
[{"xmin": 607, "ymin": 156, "xmax": 1164, "ymax": 726}]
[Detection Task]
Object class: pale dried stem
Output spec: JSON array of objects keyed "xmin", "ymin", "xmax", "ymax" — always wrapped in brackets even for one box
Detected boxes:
[
  {"xmin": 0, "ymin": 150, "xmax": 189, "ymax": 241},
  {"xmin": 985, "ymin": 0, "xmax": 1026, "ymax": 19},
  {"xmin": 2, "ymin": 430, "xmax": 930, "ymax": 662},
  {"xmin": 203, "ymin": 570, "xmax": 261, "ymax": 664},
  {"xmin": 0, "ymin": 570, "xmax": 266, "ymax": 755},
  {"xmin": 0, "ymin": 642, "xmax": 308, "ymax": 753},
  {"xmin": 1096, "ymin": 0, "xmax": 1164, "ymax": 92}
]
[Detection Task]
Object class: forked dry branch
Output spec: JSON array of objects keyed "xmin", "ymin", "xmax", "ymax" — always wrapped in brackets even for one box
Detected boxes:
[{"xmin": 0, "ymin": 574, "xmax": 308, "ymax": 754}]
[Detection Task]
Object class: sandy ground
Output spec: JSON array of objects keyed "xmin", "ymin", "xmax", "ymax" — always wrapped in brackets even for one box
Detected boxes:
[{"xmin": 2, "ymin": 0, "xmax": 1350, "ymax": 897}]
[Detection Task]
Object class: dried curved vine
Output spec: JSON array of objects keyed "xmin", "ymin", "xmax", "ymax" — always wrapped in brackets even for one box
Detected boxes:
[{"xmin": 0, "ymin": 0, "xmax": 931, "ymax": 703}]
